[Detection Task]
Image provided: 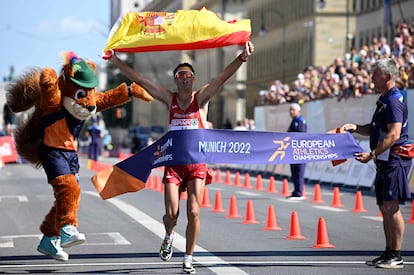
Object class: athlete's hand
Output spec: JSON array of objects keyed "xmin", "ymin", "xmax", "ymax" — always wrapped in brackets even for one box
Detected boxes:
[
  {"xmin": 342, "ymin": 123, "xmax": 357, "ymax": 133},
  {"xmin": 244, "ymin": 41, "xmax": 254, "ymax": 56},
  {"xmin": 102, "ymin": 49, "xmax": 114, "ymax": 60}
]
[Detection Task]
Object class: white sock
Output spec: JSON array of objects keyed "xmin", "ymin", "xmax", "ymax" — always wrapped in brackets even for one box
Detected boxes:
[
  {"xmin": 164, "ymin": 232, "xmax": 174, "ymax": 241},
  {"xmin": 184, "ymin": 254, "xmax": 192, "ymax": 262}
]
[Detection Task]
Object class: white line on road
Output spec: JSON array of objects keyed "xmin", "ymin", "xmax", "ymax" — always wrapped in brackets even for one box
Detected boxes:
[
  {"xmin": 361, "ymin": 216, "xmax": 383, "ymax": 222},
  {"xmin": 84, "ymin": 191, "xmax": 250, "ymax": 275},
  {"xmin": 0, "ymin": 234, "xmax": 41, "ymax": 248},
  {"xmin": 235, "ymin": 190, "xmax": 262, "ymax": 197},
  {"xmin": 312, "ymin": 205, "xmax": 349, "ymax": 212},
  {"xmin": 0, "ymin": 195, "xmax": 28, "ymax": 202},
  {"xmin": 0, "ymin": 232, "xmax": 130, "ymax": 247},
  {"xmin": 1, "ymin": 260, "xmax": 413, "ymax": 269}
]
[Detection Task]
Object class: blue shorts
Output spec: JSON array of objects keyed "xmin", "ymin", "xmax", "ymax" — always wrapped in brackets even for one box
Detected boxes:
[
  {"xmin": 39, "ymin": 145, "xmax": 79, "ymax": 182},
  {"xmin": 374, "ymin": 160, "xmax": 411, "ymax": 205}
]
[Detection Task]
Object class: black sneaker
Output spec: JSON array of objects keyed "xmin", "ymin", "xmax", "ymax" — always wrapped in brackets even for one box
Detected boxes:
[
  {"xmin": 182, "ymin": 260, "xmax": 196, "ymax": 274},
  {"xmin": 376, "ymin": 255, "xmax": 404, "ymax": 269},
  {"xmin": 366, "ymin": 252, "xmax": 389, "ymax": 266}
]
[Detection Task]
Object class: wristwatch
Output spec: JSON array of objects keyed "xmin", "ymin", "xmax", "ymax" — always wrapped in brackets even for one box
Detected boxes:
[{"xmin": 369, "ymin": 151, "xmax": 376, "ymax": 159}]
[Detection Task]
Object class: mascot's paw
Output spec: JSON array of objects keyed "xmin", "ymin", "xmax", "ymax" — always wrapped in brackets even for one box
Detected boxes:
[
  {"xmin": 130, "ymin": 82, "xmax": 153, "ymax": 102},
  {"xmin": 40, "ymin": 67, "xmax": 58, "ymax": 89}
]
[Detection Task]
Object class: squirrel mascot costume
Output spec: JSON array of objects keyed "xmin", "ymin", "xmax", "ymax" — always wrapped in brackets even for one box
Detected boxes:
[{"xmin": 6, "ymin": 52, "xmax": 153, "ymax": 261}]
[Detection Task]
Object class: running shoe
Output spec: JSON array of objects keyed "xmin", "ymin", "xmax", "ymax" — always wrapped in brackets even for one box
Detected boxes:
[
  {"xmin": 60, "ymin": 224, "xmax": 86, "ymax": 248},
  {"xmin": 365, "ymin": 251, "xmax": 389, "ymax": 266},
  {"xmin": 37, "ymin": 235, "xmax": 68, "ymax": 262},
  {"xmin": 159, "ymin": 233, "xmax": 174, "ymax": 261},
  {"xmin": 182, "ymin": 259, "xmax": 196, "ymax": 274},
  {"xmin": 286, "ymin": 195, "xmax": 305, "ymax": 201},
  {"xmin": 376, "ymin": 255, "xmax": 404, "ymax": 269}
]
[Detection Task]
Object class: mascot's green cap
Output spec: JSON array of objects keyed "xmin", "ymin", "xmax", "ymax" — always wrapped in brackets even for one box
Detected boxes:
[{"xmin": 69, "ymin": 59, "xmax": 99, "ymax": 89}]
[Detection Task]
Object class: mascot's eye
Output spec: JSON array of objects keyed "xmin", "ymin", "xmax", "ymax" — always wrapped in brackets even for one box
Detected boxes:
[{"xmin": 74, "ymin": 89, "xmax": 87, "ymax": 99}]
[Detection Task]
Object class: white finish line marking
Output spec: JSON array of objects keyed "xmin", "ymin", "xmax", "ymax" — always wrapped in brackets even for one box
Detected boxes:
[
  {"xmin": 84, "ymin": 191, "xmax": 249, "ymax": 275},
  {"xmin": 1, "ymin": 260, "xmax": 413, "ymax": 269}
]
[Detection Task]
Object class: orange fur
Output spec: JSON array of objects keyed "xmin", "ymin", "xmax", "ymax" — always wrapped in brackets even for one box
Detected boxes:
[
  {"xmin": 6, "ymin": 56, "xmax": 153, "ymax": 237},
  {"xmin": 6, "ymin": 60, "xmax": 153, "ymax": 166}
]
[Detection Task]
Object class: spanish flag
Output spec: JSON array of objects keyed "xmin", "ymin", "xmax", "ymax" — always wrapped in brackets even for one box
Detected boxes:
[{"xmin": 103, "ymin": 7, "xmax": 251, "ymax": 53}]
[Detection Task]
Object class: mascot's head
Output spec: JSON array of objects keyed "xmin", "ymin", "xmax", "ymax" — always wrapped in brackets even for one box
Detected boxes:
[{"xmin": 60, "ymin": 52, "xmax": 99, "ymax": 120}]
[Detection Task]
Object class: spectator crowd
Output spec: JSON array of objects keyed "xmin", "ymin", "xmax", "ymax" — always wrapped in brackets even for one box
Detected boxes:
[{"xmin": 261, "ymin": 22, "xmax": 414, "ymax": 105}]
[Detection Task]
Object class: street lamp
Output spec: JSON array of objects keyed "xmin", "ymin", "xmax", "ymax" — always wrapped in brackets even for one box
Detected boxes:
[{"xmin": 260, "ymin": 9, "xmax": 286, "ymax": 83}]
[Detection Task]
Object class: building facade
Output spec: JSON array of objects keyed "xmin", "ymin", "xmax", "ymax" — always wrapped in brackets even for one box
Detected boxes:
[{"xmin": 107, "ymin": 0, "xmax": 413, "ymax": 129}]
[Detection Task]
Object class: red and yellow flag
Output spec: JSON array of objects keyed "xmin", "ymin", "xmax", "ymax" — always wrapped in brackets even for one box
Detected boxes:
[{"xmin": 103, "ymin": 7, "xmax": 251, "ymax": 54}]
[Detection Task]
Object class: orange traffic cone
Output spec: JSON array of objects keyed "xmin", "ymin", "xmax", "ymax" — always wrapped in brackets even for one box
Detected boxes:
[
  {"xmin": 263, "ymin": 204, "xmax": 281, "ymax": 231},
  {"xmin": 285, "ymin": 211, "xmax": 306, "ymax": 240},
  {"xmin": 281, "ymin": 178, "xmax": 290, "ymax": 196},
  {"xmin": 352, "ymin": 191, "xmax": 367, "ymax": 212},
  {"xmin": 255, "ymin": 174, "xmax": 265, "ymax": 191},
  {"xmin": 211, "ymin": 191, "xmax": 226, "ymax": 213},
  {"xmin": 243, "ymin": 173, "xmax": 252, "ymax": 189},
  {"xmin": 408, "ymin": 200, "xmax": 414, "ymax": 224},
  {"xmin": 92, "ymin": 160, "xmax": 97, "ymax": 171},
  {"xmin": 312, "ymin": 183, "xmax": 324, "ymax": 204},
  {"xmin": 153, "ymin": 175, "xmax": 160, "ymax": 191},
  {"xmin": 180, "ymin": 190, "xmax": 187, "ymax": 200},
  {"xmin": 225, "ymin": 170, "xmax": 231, "ymax": 185},
  {"xmin": 226, "ymin": 195, "xmax": 241, "ymax": 218},
  {"xmin": 98, "ymin": 161, "xmax": 104, "ymax": 172},
  {"xmin": 312, "ymin": 217, "xmax": 335, "ymax": 248},
  {"xmin": 330, "ymin": 187, "xmax": 344, "ymax": 208},
  {"xmin": 242, "ymin": 200, "xmax": 260, "ymax": 224},
  {"xmin": 201, "ymin": 188, "xmax": 212, "ymax": 208},
  {"xmin": 267, "ymin": 176, "xmax": 277, "ymax": 193},
  {"xmin": 215, "ymin": 168, "xmax": 222, "ymax": 183},
  {"xmin": 146, "ymin": 175, "xmax": 153, "ymax": 189},
  {"xmin": 303, "ymin": 186, "xmax": 308, "ymax": 200},
  {"xmin": 234, "ymin": 171, "xmax": 241, "ymax": 187}
]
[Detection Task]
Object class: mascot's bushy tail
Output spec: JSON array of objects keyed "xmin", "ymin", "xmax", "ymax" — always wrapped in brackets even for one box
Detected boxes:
[{"xmin": 6, "ymin": 68, "xmax": 43, "ymax": 167}]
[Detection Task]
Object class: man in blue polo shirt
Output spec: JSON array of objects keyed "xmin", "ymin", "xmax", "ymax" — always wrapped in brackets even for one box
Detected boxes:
[
  {"xmin": 342, "ymin": 58, "xmax": 411, "ymax": 269},
  {"xmin": 287, "ymin": 103, "xmax": 307, "ymax": 200}
]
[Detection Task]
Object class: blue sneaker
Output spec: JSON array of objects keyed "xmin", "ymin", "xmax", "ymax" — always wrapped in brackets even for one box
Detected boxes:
[
  {"xmin": 37, "ymin": 235, "xmax": 68, "ymax": 262},
  {"xmin": 60, "ymin": 225, "xmax": 85, "ymax": 248}
]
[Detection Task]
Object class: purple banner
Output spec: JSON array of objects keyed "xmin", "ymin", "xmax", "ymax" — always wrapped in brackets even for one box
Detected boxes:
[{"xmin": 116, "ymin": 129, "xmax": 362, "ymax": 183}]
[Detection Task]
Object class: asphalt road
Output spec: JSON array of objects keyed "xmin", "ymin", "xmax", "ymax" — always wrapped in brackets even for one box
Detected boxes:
[{"xmin": 0, "ymin": 158, "xmax": 413, "ymax": 275}]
